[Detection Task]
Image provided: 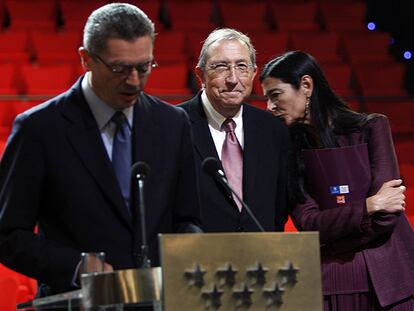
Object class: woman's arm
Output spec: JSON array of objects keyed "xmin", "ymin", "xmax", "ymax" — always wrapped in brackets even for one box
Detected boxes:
[{"xmin": 292, "ymin": 115, "xmax": 405, "ymax": 249}]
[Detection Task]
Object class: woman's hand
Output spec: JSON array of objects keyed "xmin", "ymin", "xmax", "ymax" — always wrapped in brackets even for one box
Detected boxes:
[{"xmin": 366, "ymin": 179, "xmax": 406, "ymax": 215}]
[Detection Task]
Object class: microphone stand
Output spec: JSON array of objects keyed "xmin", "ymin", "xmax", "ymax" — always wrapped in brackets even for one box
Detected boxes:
[
  {"xmin": 136, "ymin": 174, "xmax": 151, "ymax": 268},
  {"xmin": 215, "ymin": 168, "xmax": 265, "ymax": 233}
]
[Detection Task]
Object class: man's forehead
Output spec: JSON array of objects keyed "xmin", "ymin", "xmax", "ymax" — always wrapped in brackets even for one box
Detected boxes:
[
  {"xmin": 206, "ymin": 40, "xmax": 251, "ymax": 62},
  {"xmin": 102, "ymin": 36, "xmax": 153, "ymax": 59}
]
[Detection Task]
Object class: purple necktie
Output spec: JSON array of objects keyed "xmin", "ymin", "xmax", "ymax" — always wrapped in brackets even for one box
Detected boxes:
[
  {"xmin": 111, "ymin": 111, "xmax": 131, "ymax": 212},
  {"xmin": 221, "ymin": 118, "xmax": 243, "ymax": 211}
]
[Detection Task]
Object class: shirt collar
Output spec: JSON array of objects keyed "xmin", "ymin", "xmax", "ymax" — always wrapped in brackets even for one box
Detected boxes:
[
  {"xmin": 201, "ymin": 90, "xmax": 243, "ymax": 131},
  {"xmin": 81, "ymin": 72, "xmax": 133, "ymax": 130}
]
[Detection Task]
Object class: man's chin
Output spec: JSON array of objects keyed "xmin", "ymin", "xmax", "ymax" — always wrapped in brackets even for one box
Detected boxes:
[
  {"xmin": 220, "ymin": 93, "xmax": 244, "ymax": 104},
  {"xmin": 113, "ymin": 93, "xmax": 140, "ymax": 108},
  {"xmin": 222, "ymin": 98, "xmax": 244, "ymax": 107}
]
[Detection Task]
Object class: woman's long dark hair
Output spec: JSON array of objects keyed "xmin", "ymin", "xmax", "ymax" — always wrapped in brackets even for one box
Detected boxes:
[{"xmin": 260, "ymin": 51, "xmax": 369, "ymax": 205}]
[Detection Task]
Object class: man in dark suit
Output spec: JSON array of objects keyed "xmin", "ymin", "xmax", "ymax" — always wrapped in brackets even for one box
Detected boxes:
[
  {"xmin": 0, "ymin": 3, "xmax": 201, "ymax": 296},
  {"xmin": 178, "ymin": 28, "xmax": 289, "ymax": 232}
]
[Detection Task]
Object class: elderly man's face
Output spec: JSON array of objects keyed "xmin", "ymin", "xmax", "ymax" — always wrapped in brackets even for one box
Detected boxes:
[{"xmin": 197, "ymin": 40, "xmax": 256, "ymax": 118}]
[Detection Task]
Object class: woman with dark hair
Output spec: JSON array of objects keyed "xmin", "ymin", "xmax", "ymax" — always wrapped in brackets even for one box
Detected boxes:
[{"xmin": 260, "ymin": 51, "xmax": 414, "ymax": 310}]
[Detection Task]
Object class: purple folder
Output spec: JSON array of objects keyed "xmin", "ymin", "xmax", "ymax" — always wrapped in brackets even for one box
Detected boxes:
[{"xmin": 302, "ymin": 144, "xmax": 371, "ymax": 210}]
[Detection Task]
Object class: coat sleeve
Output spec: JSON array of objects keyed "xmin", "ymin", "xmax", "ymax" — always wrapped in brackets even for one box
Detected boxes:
[
  {"xmin": 291, "ymin": 115, "xmax": 403, "ymax": 250},
  {"xmin": 326, "ymin": 115, "xmax": 403, "ymax": 254},
  {"xmin": 0, "ymin": 114, "xmax": 80, "ymax": 293}
]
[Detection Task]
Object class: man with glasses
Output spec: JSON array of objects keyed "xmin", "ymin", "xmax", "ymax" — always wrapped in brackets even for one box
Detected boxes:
[
  {"xmin": 179, "ymin": 28, "xmax": 289, "ymax": 233},
  {"xmin": 0, "ymin": 3, "xmax": 201, "ymax": 296}
]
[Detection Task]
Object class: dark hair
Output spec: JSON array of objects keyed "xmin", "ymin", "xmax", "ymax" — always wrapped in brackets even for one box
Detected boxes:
[
  {"xmin": 83, "ymin": 3, "xmax": 155, "ymax": 56},
  {"xmin": 260, "ymin": 51, "xmax": 369, "ymax": 204}
]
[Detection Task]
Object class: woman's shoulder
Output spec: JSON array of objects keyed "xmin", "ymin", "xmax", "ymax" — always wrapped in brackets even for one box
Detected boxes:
[
  {"xmin": 366, "ymin": 113, "xmax": 390, "ymax": 128},
  {"xmin": 361, "ymin": 113, "xmax": 392, "ymax": 138}
]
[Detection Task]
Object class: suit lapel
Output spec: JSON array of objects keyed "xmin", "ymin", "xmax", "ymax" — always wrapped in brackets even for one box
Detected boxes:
[
  {"xmin": 61, "ymin": 80, "xmax": 132, "ymax": 229},
  {"xmin": 131, "ymin": 94, "xmax": 163, "ymax": 173},
  {"xmin": 186, "ymin": 95, "xmax": 219, "ymax": 161},
  {"xmin": 242, "ymin": 105, "xmax": 260, "ymax": 208}
]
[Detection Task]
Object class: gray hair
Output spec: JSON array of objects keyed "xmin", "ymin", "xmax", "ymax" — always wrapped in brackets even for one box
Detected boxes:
[
  {"xmin": 83, "ymin": 3, "xmax": 155, "ymax": 55},
  {"xmin": 197, "ymin": 28, "xmax": 256, "ymax": 68}
]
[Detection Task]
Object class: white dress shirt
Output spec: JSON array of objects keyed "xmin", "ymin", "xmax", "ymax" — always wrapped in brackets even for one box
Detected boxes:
[
  {"xmin": 81, "ymin": 72, "xmax": 133, "ymax": 160},
  {"xmin": 201, "ymin": 91, "xmax": 244, "ymax": 159}
]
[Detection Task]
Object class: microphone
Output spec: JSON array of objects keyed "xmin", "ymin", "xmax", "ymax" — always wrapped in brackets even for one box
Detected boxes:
[
  {"xmin": 131, "ymin": 161, "xmax": 150, "ymax": 180},
  {"xmin": 201, "ymin": 157, "xmax": 265, "ymax": 232},
  {"xmin": 131, "ymin": 161, "xmax": 151, "ymax": 268}
]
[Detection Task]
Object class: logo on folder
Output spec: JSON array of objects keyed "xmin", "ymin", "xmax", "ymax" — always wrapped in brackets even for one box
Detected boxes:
[
  {"xmin": 329, "ymin": 185, "xmax": 349, "ymax": 195},
  {"xmin": 330, "ymin": 185, "xmax": 350, "ymax": 205},
  {"xmin": 336, "ymin": 195, "xmax": 346, "ymax": 204}
]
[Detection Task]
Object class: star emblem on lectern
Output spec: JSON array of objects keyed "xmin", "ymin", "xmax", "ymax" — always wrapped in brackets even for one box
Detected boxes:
[
  {"xmin": 247, "ymin": 262, "xmax": 269, "ymax": 286},
  {"xmin": 278, "ymin": 261, "xmax": 299, "ymax": 286},
  {"xmin": 232, "ymin": 282, "xmax": 254, "ymax": 308},
  {"xmin": 184, "ymin": 263, "xmax": 206, "ymax": 288},
  {"xmin": 216, "ymin": 263, "xmax": 238, "ymax": 287},
  {"xmin": 263, "ymin": 282, "xmax": 285, "ymax": 307},
  {"xmin": 201, "ymin": 284, "xmax": 223, "ymax": 309}
]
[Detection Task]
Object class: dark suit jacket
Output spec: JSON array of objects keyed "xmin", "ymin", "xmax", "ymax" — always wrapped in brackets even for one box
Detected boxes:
[
  {"xmin": 0, "ymin": 77, "xmax": 201, "ymax": 294},
  {"xmin": 178, "ymin": 93, "xmax": 289, "ymax": 232}
]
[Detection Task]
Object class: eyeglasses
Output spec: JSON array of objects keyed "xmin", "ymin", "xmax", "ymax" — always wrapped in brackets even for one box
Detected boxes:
[
  {"xmin": 92, "ymin": 53, "xmax": 158, "ymax": 76},
  {"xmin": 205, "ymin": 62, "xmax": 255, "ymax": 77}
]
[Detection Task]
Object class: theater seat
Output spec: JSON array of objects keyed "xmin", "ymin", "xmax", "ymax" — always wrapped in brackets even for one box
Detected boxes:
[
  {"xmin": 290, "ymin": 32, "xmax": 342, "ymax": 64},
  {"xmin": 0, "ymin": 264, "xmax": 37, "ymax": 310},
  {"xmin": 400, "ymin": 164, "xmax": 414, "ymax": 188},
  {"xmin": 59, "ymin": 0, "xmax": 106, "ymax": 30},
  {"xmin": 145, "ymin": 63, "xmax": 192, "ymax": 95},
  {"xmin": 0, "ymin": 30, "xmax": 30, "ymax": 63},
  {"xmin": 20, "ymin": 63, "xmax": 76, "ymax": 96},
  {"xmin": 354, "ymin": 63, "xmax": 408, "ymax": 97},
  {"xmin": 5, "ymin": 0, "xmax": 57, "ymax": 31},
  {"xmin": 0, "ymin": 99, "xmax": 16, "ymax": 129},
  {"xmin": 123, "ymin": 0, "xmax": 161, "ymax": 26},
  {"xmin": 320, "ymin": 2, "xmax": 367, "ymax": 32},
  {"xmin": 0, "ymin": 277, "xmax": 17, "ymax": 311},
  {"xmin": 30, "ymin": 30, "xmax": 82, "ymax": 65},
  {"xmin": 219, "ymin": 1, "xmax": 271, "ymax": 33},
  {"xmin": 285, "ymin": 216, "xmax": 298, "ymax": 232},
  {"xmin": 341, "ymin": 32, "xmax": 394, "ymax": 64},
  {"xmin": 154, "ymin": 31, "xmax": 188, "ymax": 65},
  {"xmin": 322, "ymin": 63, "xmax": 355, "ymax": 98},
  {"xmin": 0, "ymin": 63, "xmax": 19, "ymax": 95},
  {"xmin": 272, "ymin": 2, "xmax": 320, "ymax": 32},
  {"xmin": 364, "ymin": 101, "xmax": 414, "ymax": 135},
  {"xmin": 250, "ymin": 31, "xmax": 288, "ymax": 67},
  {"xmin": 165, "ymin": 0, "xmax": 215, "ymax": 32},
  {"xmin": 394, "ymin": 140, "xmax": 414, "ymax": 165}
]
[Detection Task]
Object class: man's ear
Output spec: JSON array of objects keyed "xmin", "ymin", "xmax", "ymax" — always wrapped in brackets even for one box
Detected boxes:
[
  {"xmin": 78, "ymin": 47, "xmax": 92, "ymax": 71},
  {"xmin": 300, "ymin": 75, "xmax": 314, "ymax": 98},
  {"xmin": 195, "ymin": 66, "xmax": 205, "ymax": 89},
  {"xmin": 252, "ymin": 65, "xmax": 257, "ymax": 80}
]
